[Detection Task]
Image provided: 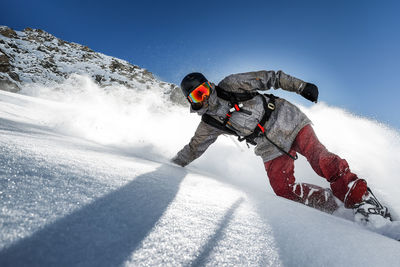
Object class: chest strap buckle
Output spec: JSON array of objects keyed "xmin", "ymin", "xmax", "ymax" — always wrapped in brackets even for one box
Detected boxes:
[{"xmin": 268, "ymin": 102, "xmax": 275, "ymax": 110}]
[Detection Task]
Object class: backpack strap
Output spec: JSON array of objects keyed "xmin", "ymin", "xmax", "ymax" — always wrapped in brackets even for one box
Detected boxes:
[
  {"xmin": 201, "ymin": 114, "xmax": 238, "ymax": 136},
  {"xmin": 215, "ymin": 86, "xmax": 259, "ymax": 102},
  {"xmin": 239, "ymin": 94, "xmax": 276, "ymax": 143},
  {"xmin": 202, "ymin": 91, "xmax": 298, "ymax": 160},
  {"xmin": 201, "ymin": 94, "xmax": 277, "ymax": 142}
]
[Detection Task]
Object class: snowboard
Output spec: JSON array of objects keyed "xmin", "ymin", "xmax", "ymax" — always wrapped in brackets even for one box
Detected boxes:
[
  {"xmin": 360, "ymin": 220, "xmax": 400, "ymax": 241},
  {"xmin": 335, "ymin": 204, "xmax": 400, "ymax": 241}
]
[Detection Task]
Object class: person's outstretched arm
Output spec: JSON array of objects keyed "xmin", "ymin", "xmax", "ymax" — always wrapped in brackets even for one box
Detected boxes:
[
  {"xmin": 218, "ymin": 70, "xmax": 318, "ymax": 102},
  {"xmin": 171, "ymin": 121, "xmax": 224, "ymax": 167}
]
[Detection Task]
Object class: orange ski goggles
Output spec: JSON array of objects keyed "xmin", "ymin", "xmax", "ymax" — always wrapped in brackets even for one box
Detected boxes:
[{"xmin": 187, "ymin": 81, "xmax": 211, "ymax": 103}]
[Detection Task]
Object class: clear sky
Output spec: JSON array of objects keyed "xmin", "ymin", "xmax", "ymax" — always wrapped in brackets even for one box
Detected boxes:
[{"xmin": 2, "ymin": 0, "xmax": 400, "ymax": 129}]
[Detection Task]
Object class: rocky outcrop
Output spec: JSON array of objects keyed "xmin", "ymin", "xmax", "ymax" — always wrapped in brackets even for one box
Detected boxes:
[
  {"xmin": 0, "ymin": 50, "xmax": 10, "ymax": 72},
  {"xmin": 0, "ymin": 26, "xmax": 18, "ymax": 39},
  {"xmin": 0, "ymin": 25, "xmax": 185, "ymax": 105},
  {"xmin": 0, "ymin": 47, "xmax": 20, "ymax": 92}
]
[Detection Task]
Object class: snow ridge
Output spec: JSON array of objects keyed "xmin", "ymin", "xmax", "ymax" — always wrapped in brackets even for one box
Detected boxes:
[{"xmin": 0, "ymin": 25, "xmax": 185, "ymax": 105}]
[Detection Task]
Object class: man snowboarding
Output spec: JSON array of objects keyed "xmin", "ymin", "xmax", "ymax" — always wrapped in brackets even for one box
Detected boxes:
[{"xmin": 171, "ymin": 70, "xmax": 392, "ymax": 227}]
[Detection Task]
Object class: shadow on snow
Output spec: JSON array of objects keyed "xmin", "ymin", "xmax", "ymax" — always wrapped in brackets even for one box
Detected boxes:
[
  {"xmin": 0, "ymin": 164, "xmax": 187, "ymax": 267},
  {"xmin": 190, "ymin": 198, "xmax": 244, "ymax": 267}
]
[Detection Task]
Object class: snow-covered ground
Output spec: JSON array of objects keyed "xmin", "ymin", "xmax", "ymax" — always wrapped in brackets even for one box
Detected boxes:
[{"xmin": 1, "ymin": 77, "xmax": 400, "ymax": 266}]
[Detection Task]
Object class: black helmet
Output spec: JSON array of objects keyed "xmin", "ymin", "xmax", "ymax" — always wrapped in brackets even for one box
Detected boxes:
[{"xmin": 180, "ymin": 72, "xmax": 208, "ymax": 97}]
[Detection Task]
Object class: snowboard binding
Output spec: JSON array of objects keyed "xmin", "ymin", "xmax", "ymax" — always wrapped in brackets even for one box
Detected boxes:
[{"xmin": 353, "ymin": 188, "xmax": 392, "ymax": 226}]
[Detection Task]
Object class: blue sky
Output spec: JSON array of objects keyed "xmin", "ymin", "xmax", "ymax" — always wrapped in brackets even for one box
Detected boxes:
[{"xmin": 2, "ymin": 0, "xmax": 400, "ymax": 129}]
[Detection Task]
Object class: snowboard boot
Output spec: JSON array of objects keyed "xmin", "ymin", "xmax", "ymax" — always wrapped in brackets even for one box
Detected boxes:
[{"xmin": 353, "ymin": 187, "xmax": 392, "ymax": 228}]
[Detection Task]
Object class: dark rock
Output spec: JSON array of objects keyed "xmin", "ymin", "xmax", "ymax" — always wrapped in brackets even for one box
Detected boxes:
[
  {"xmin": 0, "ymin": 26, "xmax": 18, "ymax": 38},
  {"xmin": 46, "ymin": 45, "xmax": 59, "ymax": 52},
  {"xmin": 37, "ymin": 46, "xmax": 47, "ymax": 53},
  {"xmin": 110, "ymin": 59, "xmax": 125, "ymax": 72},
  {"xmin": 82, "ymin": 53, "xmax": 95, "ymax": 60},
  {"xmin": 41, "ymin": 61, "xmax": 53, "ymax": 69},
  {"xmin": 81, "ymin": 46, "xmax": 94, "ymax": 53},
  {"xmin": 129, "ymin": 65, "xmax": 139, "ymax": 71},
  {"xmin": 0, "ymin": 77, "xmax": 20, "ymax": 92},
  {"xmin": 8, "ymin": 72, "xmax": 20, "ymax": 82},
  {"xmin": 118, "ymin": 80, "xmax": 128, "ymax": 86},
  {"xmin": 0, "ymin": 51, "xmax": 10, "ymax": 72},
  {"xmin": 8, "ymin": 42, "xmax": 18, "ymax": 49},
  {"xmin": 95, "ymin": 75, "xmax": 103, "ymax": 83},
  {"xmin": 58, "ymin": 39, "xmax": 66, "ymax": 46},
  {"xmin": 48, "ymin": 56, "xmax": 55, "ymax": 64},
  {"xmin": 142, "ymin": 69, "xmax": 154, "ymax": 79},
  {"xmin": 26, "ymin": 34, "xmax": 42, "ymax": 43},
  {"xmin": 40, "ymin": 59, "xmax": 57, "ymax": 71}
]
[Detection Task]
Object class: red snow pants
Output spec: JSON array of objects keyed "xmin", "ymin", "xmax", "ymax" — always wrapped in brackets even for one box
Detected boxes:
[{"xmin": 264, "ymin": 124, "xmax": 367, "ymax": 213}]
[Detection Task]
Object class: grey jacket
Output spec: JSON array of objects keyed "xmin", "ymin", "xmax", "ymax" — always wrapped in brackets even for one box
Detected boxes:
[{"xmin": 173, "ymin": 70, "xmax": 312, "ymax": 166}]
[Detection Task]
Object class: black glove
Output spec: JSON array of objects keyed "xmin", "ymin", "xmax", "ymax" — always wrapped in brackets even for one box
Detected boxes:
[
  {"xmin": 301, "ymin": 83, "xmax": 319, "ymax": 103},
  {"xmin": 171, "ymin": 156, "xmax": 187, "ymax": 167}
]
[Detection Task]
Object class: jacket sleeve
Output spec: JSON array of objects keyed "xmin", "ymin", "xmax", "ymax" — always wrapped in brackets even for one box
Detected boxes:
[
  {"xmin": 172, "ymin": 120, "xmax": 224, "ymax": 167},
  {"xmin": 218, "ymin": 70, "xmax": 307, "ymax": 94}
]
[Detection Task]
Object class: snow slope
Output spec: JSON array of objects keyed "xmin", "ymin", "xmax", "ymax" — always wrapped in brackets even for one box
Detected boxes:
[{"xmin": 1, "ymin": 78, "xmax": 400, "ymax": 266}]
